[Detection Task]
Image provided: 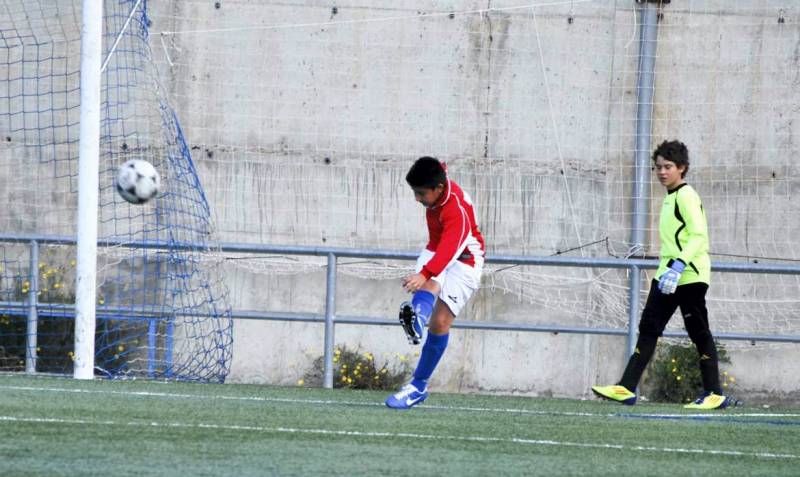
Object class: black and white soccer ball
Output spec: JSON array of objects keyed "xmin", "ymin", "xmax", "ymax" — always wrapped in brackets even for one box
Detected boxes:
[{"xmin": 115, "ymin": 159, "xmax": 161, "ymax": 205}]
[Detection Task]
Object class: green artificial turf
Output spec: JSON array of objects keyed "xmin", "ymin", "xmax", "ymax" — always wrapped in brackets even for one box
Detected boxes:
[{"xmin": 1, "ymin": 374, "xmax": 798, "ymax": 476}]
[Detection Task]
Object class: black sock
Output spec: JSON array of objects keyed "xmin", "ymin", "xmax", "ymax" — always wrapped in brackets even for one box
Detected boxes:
[
  {"xmin": 696, "ymin": 341, "xmax": 722, "ymax": 394},
  {"xmin": 619, "ymin": 335, "xmax": 658, "ymax": 391}
]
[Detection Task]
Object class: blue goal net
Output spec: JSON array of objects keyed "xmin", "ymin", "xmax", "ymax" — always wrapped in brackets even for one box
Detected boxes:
[{"xmin": 0, "ymin": 0, "xmax": 233, "ymax": 382}]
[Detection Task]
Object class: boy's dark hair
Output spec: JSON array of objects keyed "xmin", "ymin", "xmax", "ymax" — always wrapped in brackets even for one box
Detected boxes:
[
  {"xmin": 652, "ymin": 140, "xmax": 689, "ymax": 178},
  {"xmin": 406, "ymin": 156, "xmax": 447, "ymax": 189}
]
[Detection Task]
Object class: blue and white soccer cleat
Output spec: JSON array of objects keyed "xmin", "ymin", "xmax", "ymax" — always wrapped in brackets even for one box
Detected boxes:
[
  {"xmin": 385, "ymin": 382, "xmax": 429, "ymax": 409},
  {"xmin": 398, "ymin": 301, "xmax": 423, "ymax": 345}
]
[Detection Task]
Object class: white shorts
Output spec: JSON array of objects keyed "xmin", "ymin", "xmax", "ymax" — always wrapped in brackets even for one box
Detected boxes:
[{"xmin": 415, "ymin": 249, "xmax": 482, "ymax": 316}]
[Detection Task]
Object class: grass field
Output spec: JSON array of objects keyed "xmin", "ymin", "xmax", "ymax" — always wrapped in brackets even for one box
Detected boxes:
[{"xmin": 1, "ymin": 374, "xmax": 799, "ymax": 476}]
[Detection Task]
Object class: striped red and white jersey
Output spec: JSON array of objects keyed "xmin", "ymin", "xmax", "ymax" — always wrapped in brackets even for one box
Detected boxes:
[{"xmin": 419, "ymin": 179, "xmax": 486, "ymax": 280}]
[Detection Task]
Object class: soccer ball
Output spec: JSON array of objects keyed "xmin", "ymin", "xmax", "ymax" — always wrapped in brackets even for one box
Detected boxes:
[{"xmin": 115, "ymin": 159, "xmax": 161, "ymax": 205}]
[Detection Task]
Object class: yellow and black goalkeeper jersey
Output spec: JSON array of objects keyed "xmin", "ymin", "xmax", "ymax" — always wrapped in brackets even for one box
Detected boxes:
[{"xmin": 655, "ymin": 183, "xmax": 710, "ymax": 285}]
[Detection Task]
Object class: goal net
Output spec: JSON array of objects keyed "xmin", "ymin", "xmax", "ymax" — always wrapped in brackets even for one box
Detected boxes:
[{"xmin": 0, "ymin": 0, "xmax": 233, "ymax": 381}]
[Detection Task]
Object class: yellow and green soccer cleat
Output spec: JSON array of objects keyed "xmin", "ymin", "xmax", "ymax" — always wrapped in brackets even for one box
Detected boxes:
[
  {"xmin": 683, "ymin": 392, "xmax": 735, "ymax": 410},
  {"xmin": 591, "ymin": 384, "xmax": 637, "ymax": 405}
]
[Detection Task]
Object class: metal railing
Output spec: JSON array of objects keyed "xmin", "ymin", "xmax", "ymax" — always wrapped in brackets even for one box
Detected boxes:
[{"xmin": 3, "ymin": 233, "xmax": 800, "ymax": 387}]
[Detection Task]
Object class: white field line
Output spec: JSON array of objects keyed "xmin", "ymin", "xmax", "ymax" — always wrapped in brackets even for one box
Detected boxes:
[
  {"xmin": 0, "ymin": 414, "xmax": 797, "ymax": 460},
  {"xmin": 0, "ymin": 385, "xmax": 800, "ymax": 419},
  {"xmin": 1, "ymin": 384, "xmax": 799, "ymax": 420}
]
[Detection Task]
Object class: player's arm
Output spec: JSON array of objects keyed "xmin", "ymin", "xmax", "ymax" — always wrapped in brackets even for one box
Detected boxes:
[
  {"xmin": 402, "ymin": 209, "xmax": 443, "ymax": 292},
  {"xmin": 675, "ymin": 188, "xmax": 709, "ymax": 265},
  {"xmin": 402, "ymin": 209, "xmax": 441, "ymax": 293},
  {"xmin": 419, "ymin": 204, "xmax": 467, "ymax": 280}
]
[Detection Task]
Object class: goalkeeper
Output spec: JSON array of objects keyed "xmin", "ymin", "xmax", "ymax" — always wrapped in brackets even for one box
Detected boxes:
[
  {"xmin": 385, "ymin": 156, "xmax": 485, "ymax": 409},
  {"xmin": 592, "ymin": 140, "xmax": 734, "ymax": 410}
]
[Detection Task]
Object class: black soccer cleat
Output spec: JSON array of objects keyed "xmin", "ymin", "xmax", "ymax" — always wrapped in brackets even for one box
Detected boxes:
[{"xmin": 398, "ymin": 301, "xmax": 422, "ymax": 345}]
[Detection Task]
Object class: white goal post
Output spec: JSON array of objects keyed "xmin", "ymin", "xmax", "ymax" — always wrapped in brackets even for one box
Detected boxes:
[{"xmin": 74, "ymin": 0, "xmax": 103, "ymax": 380}]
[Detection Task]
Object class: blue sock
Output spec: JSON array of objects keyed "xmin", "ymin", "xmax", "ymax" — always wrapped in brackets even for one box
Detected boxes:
[
  {"xmin": 411, "ymin": 332, "xmax": 449, "ymax": 390},
  {"xmin": 411, "ymin": 290, "xmax": 436, "ymax": 328}
]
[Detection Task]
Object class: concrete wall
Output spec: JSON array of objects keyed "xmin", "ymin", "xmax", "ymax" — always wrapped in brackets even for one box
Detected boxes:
[{"xmin": 146, "ymin": 1, "xmax": 800, "ymax": 403}]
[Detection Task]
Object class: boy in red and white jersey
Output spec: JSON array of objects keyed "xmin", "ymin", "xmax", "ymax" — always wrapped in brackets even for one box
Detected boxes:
[{"xmin": 385, "ymin": 157, "xmax": 485, "ymax": 409}]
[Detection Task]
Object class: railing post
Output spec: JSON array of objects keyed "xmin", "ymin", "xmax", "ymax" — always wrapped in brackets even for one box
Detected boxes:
[
  {"xmin": 26, "ymin": 240, "xmax": 39, "ymax": 374},
  {"xmin": 627, "ymin": 265, "xmax": 642, "ymax": 358},
  {"xmin": 165, "ymin": 319, "xmax": 175, "ymax": 378},
  {"xmin": 322, "ymin": 253, "xmax": 337, "ymax": 389},
  {"xmin": 147, "ymin": 319, "xmax": 157, "ymax": 378}
]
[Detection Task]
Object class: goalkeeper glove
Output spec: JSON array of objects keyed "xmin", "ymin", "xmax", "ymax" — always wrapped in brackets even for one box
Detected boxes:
[{"xmin": 658, "ymin": 259, "xmax": 685, "ymax": 295}]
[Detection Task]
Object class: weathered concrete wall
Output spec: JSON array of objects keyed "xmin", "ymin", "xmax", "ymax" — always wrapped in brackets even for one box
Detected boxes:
[{"xmin": 146, "ymin": 1, "xmax": 800, "ymax": 403}]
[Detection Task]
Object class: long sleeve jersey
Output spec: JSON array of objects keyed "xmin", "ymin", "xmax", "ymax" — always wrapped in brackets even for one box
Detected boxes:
[
  {"xmin": 419, "ymin": 179, "xmax": 486, "ymax": 280},
  {"xmin": 656, "ymin": 182, "xmax": 711, "ymax": 285}
]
